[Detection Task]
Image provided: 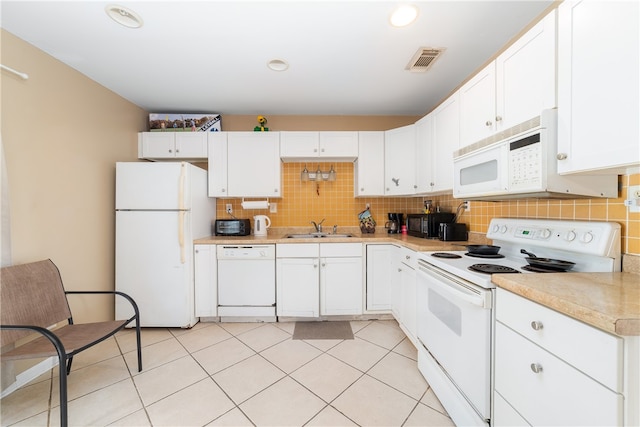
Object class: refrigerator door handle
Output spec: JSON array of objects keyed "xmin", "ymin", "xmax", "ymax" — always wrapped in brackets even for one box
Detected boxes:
[
  {"xmin": 178, "ymin": 210, "xmax": 185, "ymax": 263},
  {"xmin": 178, "ymin": 162, "xmax": 186, "ymax": 264}
]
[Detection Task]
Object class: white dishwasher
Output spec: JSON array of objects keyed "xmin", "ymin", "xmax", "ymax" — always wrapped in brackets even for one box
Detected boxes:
[{"xmin": 216, "ymin": 245, "xmax": 276, "ymax": 321}]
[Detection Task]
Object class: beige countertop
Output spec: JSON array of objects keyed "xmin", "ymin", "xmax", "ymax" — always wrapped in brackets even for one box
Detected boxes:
[
  {"xmin": 492, "ymin": 272, "xmax": 640, "ymax": 336},
  {"xmin": 194, "ymin": 231, "xmax": 468, "ymax": 252}
]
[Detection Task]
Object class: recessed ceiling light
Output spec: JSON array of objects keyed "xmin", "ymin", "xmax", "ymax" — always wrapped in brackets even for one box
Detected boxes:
[
  {"xmin": 390, "ymin": 4, "xmax": 419, "ymax": 28},
  {"xmin": 105, "ymin": 5, "xmax": 143, "ymax": 29},
  {"xmin": 267, "ymin": 59, "xmax": 289, "ymax": 72}
]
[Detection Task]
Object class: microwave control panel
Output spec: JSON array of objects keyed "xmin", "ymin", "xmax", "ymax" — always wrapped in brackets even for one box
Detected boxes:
[{"xmin": 509, "ymin": 134, "xmax": 542, "ymax": 191}]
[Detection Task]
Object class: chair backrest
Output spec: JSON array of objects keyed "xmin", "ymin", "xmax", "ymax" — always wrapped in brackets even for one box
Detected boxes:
[{"xmin": 1, "ymin": 259, "xmax": 72, "ymax": 347}]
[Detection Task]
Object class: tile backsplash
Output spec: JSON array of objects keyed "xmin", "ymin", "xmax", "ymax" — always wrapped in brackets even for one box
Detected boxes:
[{"xmin": 216, "ymin": 165, "xmax": 639, "ymax": 255}]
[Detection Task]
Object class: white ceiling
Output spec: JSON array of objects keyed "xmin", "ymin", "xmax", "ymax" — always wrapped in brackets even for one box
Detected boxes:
[{"xmin": 1, "ymin": 1, "xmax": 554, "ymax": 116}]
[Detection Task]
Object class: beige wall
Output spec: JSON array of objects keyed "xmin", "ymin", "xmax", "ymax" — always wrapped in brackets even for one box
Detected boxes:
[{"xmin": 1, "ymin": 30, "xmax": 148, "ymax": 322}]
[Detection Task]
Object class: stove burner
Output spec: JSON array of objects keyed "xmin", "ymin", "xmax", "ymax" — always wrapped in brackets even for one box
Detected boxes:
[
  {"xmin": 431, "ymin": 252, "xmax": 462, "ymax": 259},
  {"xmin": 468, "ymin": 264, "xmax": 521, "ymax": 274},
  {"xmin": 465, "ymin": 252, "xmax": 505, "ymax": 259},
  {"xmin": 521, "ymin": 265, "xmax": 567, "ymax": 273}
]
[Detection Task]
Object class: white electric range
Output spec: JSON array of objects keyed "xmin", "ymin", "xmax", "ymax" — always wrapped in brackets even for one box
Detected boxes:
[{"xmin": 415, "ymin": 218, "xmax": 622, "ymax": 427}]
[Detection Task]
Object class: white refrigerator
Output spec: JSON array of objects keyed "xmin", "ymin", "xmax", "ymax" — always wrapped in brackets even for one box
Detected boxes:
[{"xmin": 115, "ymin": 162, "xmax": 215, "ymax": 327}]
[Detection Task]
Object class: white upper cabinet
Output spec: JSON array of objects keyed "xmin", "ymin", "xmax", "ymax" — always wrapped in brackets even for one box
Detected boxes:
[
  {"xmin": 384, "ymin": 124, "xmax": 417, "ymax": 195},
  {"xmin": 138, "ymin": 132, "xmax": 208, "ymax": 160},
  {"xmin": 208, "ymin": 132, "xmax": 281, "ymax": 197},
  {"xmin": 354, "ymin": 131, "xmax": 385, "ymax": 197},
  {"xmin": 557, "ymin": 0, "xmax": 640, "ymax": 174},
  {"xmin": 430, "ymin": 91, "xmax": 460, "ymax": 193},
  {"xmin": 415, "ymin": 114, "xmax": 434, "ymax": 194},
  {"xmin": 496, "ymin": 10, "xmax": 556, "ymax": 130},
  {"xmin": 280, "ymin": 131, "xmax": 358, "ymax": 161},
  {"xmin": 460, "ymin": 10, "xmax": 557, "ymax": 147},
  {"xmin": 208, "ymin": 133, "xmax": 228, "ymax": 197},
  {"xmin": 460, "ymin": 62, "xmax": 497, "ymax": 147}
]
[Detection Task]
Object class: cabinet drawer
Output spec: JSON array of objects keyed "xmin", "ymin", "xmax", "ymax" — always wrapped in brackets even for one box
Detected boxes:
[
  {"xmin": 320, "ymin": 243, "xmax": 362, "ymax": 257},
  {"xmin": 495, "ymin": 322, "xmax": 623, "ymax": 426},
  {"xmin": 399, "ymin": 247, "xmax": 417, "ymax": 269},
  {"xmin": 276, "ymin": 243, "xmax": 319, "ymax": 258},
  {"xmin": 496, "ymin": 288, "xmax": 622, "ymax": 391}
]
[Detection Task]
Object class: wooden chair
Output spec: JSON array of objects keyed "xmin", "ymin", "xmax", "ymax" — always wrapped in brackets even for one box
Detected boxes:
[{"xmin": 1, "ymin": 259, "xmax": 142, "ymax": 427}]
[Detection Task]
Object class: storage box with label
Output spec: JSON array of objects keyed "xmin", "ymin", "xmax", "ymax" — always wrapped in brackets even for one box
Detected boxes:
[{"xmin": 148, "ymin": 113, "xmax": 221, "ymax": 132}]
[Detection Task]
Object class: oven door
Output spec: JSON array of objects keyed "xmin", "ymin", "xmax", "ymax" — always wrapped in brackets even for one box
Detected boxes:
[
  {"xmin": 417, "ymin": 259, "xmax": 492, "ymax": 421},
  {"xmin": 453, "ymin": 141, "xmax": 508, "ymax": 199}
]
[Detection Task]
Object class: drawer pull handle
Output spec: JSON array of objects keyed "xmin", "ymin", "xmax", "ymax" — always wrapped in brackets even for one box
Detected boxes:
[
  {"xmin": 530, "ymin": 321, "xmax": 543, "ymax": 330},
  {"xmin": 530, "ymin": 363, "xmax": 543, "ymax": 374}
]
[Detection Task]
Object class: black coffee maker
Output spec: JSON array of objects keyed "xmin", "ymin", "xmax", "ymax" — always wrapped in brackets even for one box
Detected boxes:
[{"xmin": 385, "ymin": 213, "xmax": 404, "ymax": 234}]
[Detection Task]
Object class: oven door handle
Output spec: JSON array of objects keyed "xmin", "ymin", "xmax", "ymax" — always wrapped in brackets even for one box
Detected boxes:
[{"xmin": 419, "ymin": 263, "xmax": 491, "ymax": 308}]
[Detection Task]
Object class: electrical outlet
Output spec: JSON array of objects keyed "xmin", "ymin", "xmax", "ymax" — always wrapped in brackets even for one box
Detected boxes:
[
  {"xmin": 270, "ymin": 202, "xmax": 277, "ymax": 213},
  {"xmin": 626, "ymin": 185, "xmax": 640, "ymax": 213},
  {"xmin": 464, "ymin": 201, "xmax": 471, "ymax": 212},
  {"xmin": 226, "ymin": 204, "xmax": 232, "ymax": 214}
]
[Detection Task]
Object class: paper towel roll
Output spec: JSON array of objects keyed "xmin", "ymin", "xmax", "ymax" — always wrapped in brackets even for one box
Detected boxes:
[{"xmin": 241, "ymin": 200, "xmax": 270, "ymax": 210}]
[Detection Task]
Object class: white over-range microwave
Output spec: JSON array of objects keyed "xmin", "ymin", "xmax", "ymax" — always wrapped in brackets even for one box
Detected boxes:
[{"xmin": 453, "ymin": 109, "xmax": 617, "ymax": 201}]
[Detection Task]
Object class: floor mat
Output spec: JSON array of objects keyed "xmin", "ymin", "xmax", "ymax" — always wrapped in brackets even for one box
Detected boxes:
[{"xmin": 292, "ymin": 321, "xmax": 354, "ymax": 340}]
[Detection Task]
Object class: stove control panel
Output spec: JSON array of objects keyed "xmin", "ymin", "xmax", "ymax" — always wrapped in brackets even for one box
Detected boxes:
[{"xmin": 486, "ymin": 218, "xmax": 621, "ymax": 257}]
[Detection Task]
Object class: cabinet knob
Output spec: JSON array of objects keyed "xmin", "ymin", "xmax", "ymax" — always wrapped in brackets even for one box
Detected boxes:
[
  {"xmin": 485, "ymin": 120, "xmax": 493, "ymax": 127},
  {"xmin": 322, "ymin": 262, "xmax": 326, "ymax": 267},
  {"xmin": 496, "ymin": 115, "xmax": 502, "ymax": 122},
  {"xmin": 557, "ymin": 153, "xmax": 568, "ymax": 160},
  {"xmin": 221, "ymin": 188, "xmax": 226, "ymax": 192},
  {"xmin": 321, "ymin": 148, "xmax": 325, "ymax": 152},
  {"xmin": 405, "ymin": 255, "xmax": 410, "ymax": 260},
  {"xmin": 530, "ymin": 321, "xmax": 544, "ymax": 330},
  {"xmin": 274, "ymin": 189, "xmax": 278, "ymax": 193},
  {"xmin": 314, "ymin": 148, "xmax": 318, "ymax": 153},
  {"xmin": 169, "ymin": 149, "xmax": 173, "ymax": 153},
  {"xmin": 530, "ymin": 363, "xmax": 543, "ymax": 374},
  {"xmin": 398, "ymin": 268, "xmax": 402, "ymax": 272},
  {"xmin": 360, "ymin": 187, "xmax": 365, "ymax": 191},
  {"xmin": 176, "ymin": 149, "xmax": 180, "ymax": 153}
]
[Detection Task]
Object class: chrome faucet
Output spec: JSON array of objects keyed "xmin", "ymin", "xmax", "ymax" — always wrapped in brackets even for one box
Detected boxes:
[{"xmin": 311, "ymin": 218, "xmax": 325, "ymax": 233}]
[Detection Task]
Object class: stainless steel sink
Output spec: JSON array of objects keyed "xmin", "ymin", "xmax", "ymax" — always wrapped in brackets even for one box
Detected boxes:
[{"xmin": 286, "ymin": 233, "xmax": 353, "ymax": 238}]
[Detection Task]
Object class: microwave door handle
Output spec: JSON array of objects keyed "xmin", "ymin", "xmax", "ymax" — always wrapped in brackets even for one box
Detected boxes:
[{"xmin": 419, "ymin": 265, "xmax": 487, "ymax": 308}]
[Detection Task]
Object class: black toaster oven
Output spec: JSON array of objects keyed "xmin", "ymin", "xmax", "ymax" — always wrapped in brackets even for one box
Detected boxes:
[{"xmin": 214, "ymin": 219, "xmax": 251, "ymax": 236}]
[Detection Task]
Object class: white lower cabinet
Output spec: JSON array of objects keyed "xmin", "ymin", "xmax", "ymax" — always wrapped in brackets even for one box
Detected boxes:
[
  {"xmin": 365, "ymin": 244, "xmax": 393, "ymax": 312},
  {"xmin": 392, "ymin": 246, "xmax": 418, "ymax": 346},
  {"xmin": 194, "ymin": 244, "xmax": 217, "ymax": 317},
  {"xmin": 276, "ymin": 243, "xmax": 363, "ymax": 317},
  {"xmin": 276, "ymin": 244, "xmax": 320, "ymax": 317},
  {"xmin": 494, "ymin": 288, "xmax": 625, "ymax": 426}
]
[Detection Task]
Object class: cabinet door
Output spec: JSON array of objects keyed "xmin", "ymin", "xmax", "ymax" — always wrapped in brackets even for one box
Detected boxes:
[
  {"xmin": 319, "ymin": 131, "xmax": 358, "ymax": 159},
  {"xmin": 354, "ymin": 131, "xmax": 385, "ymax": 196},
  {"xmin": 194, "ymin": 245, "xmax": 217, "ymax": 317},
  {"xmin": 391, "ymin": 246, "xmax": 403, "ymax": 320},
  {"xmin": 557, "ymin": 0, "xmax": 640, "ymax": 174},
  {"xmin": 227, "ymin": 132, "xmax": 281, "ymax": 197},
  {"xmin": 415, "ymin": 114, "xmax": 433, "ymax": 194},
  {"xmin": 139, "ymin": 132, "xmax": 176, "ymax": 158},
  {"xmin": 276, "ymin": 257, "xmax": 319, "ymax": 317},
  {"xmin": 399, "ymin": 250, "xmax": 417, "ymax": 345},
  {"xmin": 320, "ymin": 257, "xmax": 363, "ymax": 316},
  {"xmin": 174, "ymin": 132, "xmax": 208, "ymax": 158},
  {"xmin": 384, "ymin": 124, "xmax": 416, "ymax": 195},
  {"xmin": 459, "ymin": 62, "xmax": 496, "ymax": 147},
  {"xmin": 280, "ymin": 131, "xmax": 319, "ymax": 159},
  {"xmin": 431, "ymin": 91, "xmax": 460, "ymax": 193},
  {"xmin": 365, "ymin": 245, "xmax": 393, "ymax": 312},
  {"xmin": 496, "ymin": 10, "xmax": 556, "ymax": 130},
  {"xmin": 208, "ymin": 132, "xmax": 228, "ymax": 197}
]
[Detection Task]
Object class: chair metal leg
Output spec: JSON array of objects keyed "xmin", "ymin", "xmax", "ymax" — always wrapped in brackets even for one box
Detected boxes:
[
  {"xmin": 135, "ymin": 321, "xmax": 142, "ymax": 372},
  {"xmin": 66, "ymin": 356, "xmax": 73, "ymax": 375},
  {"xmin": 59, "ymin": 357, "xmax": 68, "ymax": 427}
]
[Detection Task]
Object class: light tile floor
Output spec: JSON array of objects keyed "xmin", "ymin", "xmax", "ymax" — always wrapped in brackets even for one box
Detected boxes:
[{"xmin": 1, "ymin": 319, "xmax": 455, "ymax": 426}]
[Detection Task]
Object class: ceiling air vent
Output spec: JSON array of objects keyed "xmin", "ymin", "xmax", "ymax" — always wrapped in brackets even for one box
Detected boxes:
[{"xmin": 406, "ymin": 47, "xmax": 445, "ymax": 72}]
